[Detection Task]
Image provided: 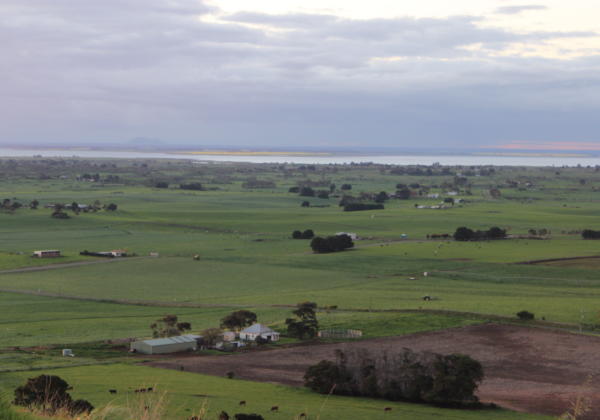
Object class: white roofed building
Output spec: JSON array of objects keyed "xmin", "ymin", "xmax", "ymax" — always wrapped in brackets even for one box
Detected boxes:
[
  {"xmin": 239, "ymin": 324, "xmax": 280, "ymax": 342},
  {"xmin": 130, "ymin": 334, "xmax": 201, "ymax": 355}
]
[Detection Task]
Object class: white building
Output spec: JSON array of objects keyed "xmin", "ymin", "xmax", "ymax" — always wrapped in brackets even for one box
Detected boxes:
[
  {"xmin": 32, "ymin": 250, "xmax": 61, "ymax": 258},
  {"xmin": 130, "ymin": 334, "xmax": 201, "ymax": 355},
  {"xmin": 239, "ymin": 324, "xmax": 280, "ymax": 342},
  {"xmin": 335, "ymin": 232, "xmax": 358, "ymax": 240}
]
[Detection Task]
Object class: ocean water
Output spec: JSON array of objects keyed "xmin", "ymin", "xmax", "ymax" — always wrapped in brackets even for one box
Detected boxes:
[{"xmin": 0, "ymin": 148, "xmax": 598, "ymax": 167}]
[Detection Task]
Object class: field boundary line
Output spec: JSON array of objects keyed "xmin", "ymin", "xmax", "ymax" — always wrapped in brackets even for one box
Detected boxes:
[{"xmin": 0, "ymin": 256, "xmax": 149, "ymax": 275}]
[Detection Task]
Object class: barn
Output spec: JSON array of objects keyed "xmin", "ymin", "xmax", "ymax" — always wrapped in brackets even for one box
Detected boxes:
[{"xmin": 130, "ymin": 334, "xmax": 201, "ymax": 355}]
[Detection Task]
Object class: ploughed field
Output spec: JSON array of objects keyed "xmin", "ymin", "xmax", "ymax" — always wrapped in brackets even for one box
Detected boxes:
[{"xmin": 150, "ymin": 324, "xmax": 600, "ymax": 419}]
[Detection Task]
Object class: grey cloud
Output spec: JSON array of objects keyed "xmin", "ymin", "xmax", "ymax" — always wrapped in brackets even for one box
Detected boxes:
[
  {"xmin": 0, "ymin": 1, "xmax": 599, "ymax": 149},
  {"xmin": 495, "ymin": 5, "xmax": 548, "ymax": 15}
]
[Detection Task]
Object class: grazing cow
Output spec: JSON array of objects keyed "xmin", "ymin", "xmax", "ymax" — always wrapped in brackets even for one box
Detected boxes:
[
  {"xmin": 384, "ymin": 407, "xmax": 392, "ymax": 412},
  {"xmin": 147, "ymin": 387, "xmax": 154, "ymax": 392},
  {"xmin": 298, "ymin": 413, "xmax": 306, "ymax": 418},
  {"xmin": 108, "ymin": 389, "xmax": 117, "ymax": 394},
  {"xmin": 188, "ymin": 416, "xmax": 199, "ymax": 420},
  {"xmin": 219, "ymin": 411, "xmax": 230, "ymax": 420},
  {"xmin": 239, "ymin": 401, "xmax": 246, "ymax": 406},
  {"xmin": 270, "ymin": 406, "xmax": 279, "ymax": 412}
]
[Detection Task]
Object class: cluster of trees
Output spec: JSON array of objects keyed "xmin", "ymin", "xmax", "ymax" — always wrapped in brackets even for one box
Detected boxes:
[
  {"xmin": 293, "ymin": 186, "xmax": 329, "ymax": 198},
  {"xmin": 389, "ymin": 167, "xmax": 454, "ymax": 176},
  {"xmin": 180, "ymin": 182, "xmax": 204, "ymax": 191},
  {"xmin": 304, "ymin": 348, "xmax": 483, "ymax": 406},
  {"xmin": 14, "ymin": 375, "xmax": 93, "ymax": 416},
  {"xmin": 453, "ymin": 227, "xmax": 506, "ymax": 241},
  {"xmin": 242, "ymin": 179, "xmax": 276, "ymax": 189},
  {"xmin": 582, "ymin": 229, "xmax": 600, "ymax": 239},
  {"xmin": 310, "ymin": 234, "xmax": 354, "ymax": 253},
  {"xmin": 221, "ymin": 310, "xmax": 257, "ymax": 331},
  {"xmin": 343, "ymin": 203, "xmax": 384, "ymax": 212},
  {"xmin": 150, "ymin": 314, "xmax": 191, "ymax": 338},
  {"xmin": 286, "ymin": 302, "xmax": 319, "ymax": 339},
  {"xmin": 292, "ymin": 229, "xmax": 315, "ymax": 239}
]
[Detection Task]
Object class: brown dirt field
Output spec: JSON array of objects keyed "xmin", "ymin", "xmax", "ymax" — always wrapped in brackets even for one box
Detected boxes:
[{"xmin": 148, "ymin": 324, "xmax": 600, "ymax": 419}]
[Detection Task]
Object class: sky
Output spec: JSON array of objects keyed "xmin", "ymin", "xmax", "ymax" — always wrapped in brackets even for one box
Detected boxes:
[{"xmin": 1, "ymin": 0, "xmax": 600, "ymax": 151}]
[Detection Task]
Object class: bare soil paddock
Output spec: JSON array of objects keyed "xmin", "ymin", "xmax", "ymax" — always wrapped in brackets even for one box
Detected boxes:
[{"xmin": 149, "ymin": 324, "xmax": 600, "ymax": 418}]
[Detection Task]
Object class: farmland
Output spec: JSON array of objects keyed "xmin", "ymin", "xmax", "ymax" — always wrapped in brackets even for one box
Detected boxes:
[{"xmin": 2, "ymin": 157, "xmax": 600, "ymax": 418}]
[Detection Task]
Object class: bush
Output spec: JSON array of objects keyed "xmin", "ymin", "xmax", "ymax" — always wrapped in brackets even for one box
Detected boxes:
[
  {"xmin": 288, "ymin": 186, "xmax": 300, "ymax": 193},
  {"xmin": 517, "ymin": 310, "xmax": 535, "ymax": 320},
  {"xmin": 301, "ymin": 201, "xmax": 310, "ymax": 207},
  {"xmin": 154, "ymin": 181, "xmax": 169, "ymax": 188},
  {"xmin": 292, "ymin": 230, "xmax": 303, "ymax": 239},
  {"xmin": 341, "ymin": 184, "xmax": 352, "ymax": 190},
  {"xmin": 582, "ymin": 229, "xmax": 600, "ymax": 239},
  {"xmin": 453, "ymin": 226, "xmax": 506, "ymax": 241}
]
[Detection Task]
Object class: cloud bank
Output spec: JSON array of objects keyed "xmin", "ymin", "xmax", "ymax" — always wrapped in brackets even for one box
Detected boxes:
[{"xmin": 1, "ymin": 0, "xmax": 599, "ymax": 149}]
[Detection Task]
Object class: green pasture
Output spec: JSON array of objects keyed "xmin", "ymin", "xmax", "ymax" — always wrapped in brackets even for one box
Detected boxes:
[{"xmin": 0, "ymin": 364, "xmax": 550, "ymax": 420}]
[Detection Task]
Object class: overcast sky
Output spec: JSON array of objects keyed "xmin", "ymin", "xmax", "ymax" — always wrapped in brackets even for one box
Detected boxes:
[{"xmin": 1, "ymin": 0, "xmax": 599, "ymax": 150}]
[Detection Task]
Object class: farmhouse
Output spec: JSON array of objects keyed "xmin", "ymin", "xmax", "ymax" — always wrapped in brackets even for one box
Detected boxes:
[
  {"xmin": 130, "ymin": 334, "xmax": 201, "ymax": 355},
  {"xmin": 32, "ymin": 250, "xmax": 61, "ymax": 258},
  {"xmin": 239, "ymin": 324, "xmax": 280, "ymax": 342}
]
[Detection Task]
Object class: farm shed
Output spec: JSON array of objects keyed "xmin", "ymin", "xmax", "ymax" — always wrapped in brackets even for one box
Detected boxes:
[
  {"xmin": 130, "ymin": 334, "xmax": 201, "ymax": 355},
  {"xmin": 335, "ymin": 232, "xmax": 358, "ymax": 240},
  {"xmin": 240, "ymin": 324, "xmax": 280, "ymax": 342},
  {"xmin": 32, "ymin": 250, "xmax": 61, "ymax": 258}
]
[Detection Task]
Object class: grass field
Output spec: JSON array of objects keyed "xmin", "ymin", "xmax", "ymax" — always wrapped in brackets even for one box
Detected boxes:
[
  {"xmin": 2, "ymin": 159, "xmax": 599, "ymax": 419},
  {"xmin": 0, "ymin": 364, "xmax": 552, "ymax": 420}
]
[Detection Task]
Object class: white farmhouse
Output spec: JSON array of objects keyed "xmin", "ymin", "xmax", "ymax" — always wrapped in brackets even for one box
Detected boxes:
[{"xmin": 239, "ymin": 324, "xmax": 280, "ymax": 342}]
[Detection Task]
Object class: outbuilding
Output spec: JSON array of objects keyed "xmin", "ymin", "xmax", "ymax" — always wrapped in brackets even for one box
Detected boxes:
[
  {"xmin": 239, "ymin": 324, "xmax": 280, "ymax": 342},
  {"xmin": 130, "ymin": 334, "xmax": 201, "ymax": 355},
  {"xmin": 32, "ymin": 250, "xmax": 61, "ymax": 258}
]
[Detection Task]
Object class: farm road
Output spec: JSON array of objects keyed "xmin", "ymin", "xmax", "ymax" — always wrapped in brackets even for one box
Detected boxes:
[{"xmin": 150, "ymin": 323, "xmax": 600, "ymax": 419}]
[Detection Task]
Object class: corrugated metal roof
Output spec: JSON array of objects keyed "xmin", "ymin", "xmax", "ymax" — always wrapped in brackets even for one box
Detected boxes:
[
  {"xmin": 241, "ymin": 324, "xmax": 276, "ymax": 334},
  {"xmin": 136, "ymin": 334, "xmax": 200, "ymax": 347}
]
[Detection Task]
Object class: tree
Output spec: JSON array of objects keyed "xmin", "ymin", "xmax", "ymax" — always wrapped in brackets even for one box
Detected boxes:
[
  {"xmin": 301, "ymin": 201, "xmax": 310, "ymax": 207},
  {"xmin": 425, "ymin": 354, "xmax": 483, "ymax": 405},
  {"xmin": 14, "ymin": 375, "xmax": 93, "ymax": 416},
  {"xmin": 221, "ymin": 310, "xmax": 257, "ymax": 331},
  {"xmin": 201, "ymin": 327, "xmax": 223, "ymax": 347},
  {"xmin": 302, "ymin": 229, "xmax": 315, "ymax": 239},
  {"xmin": 105, "ymin": 203, "xmax": 118, "ymax": 211},
  {"xmin": 304, "ymin": 360, "xmax": 348, "ymax": 394},
  {"xmin": 299, "ymin": 187, "xmax": 315, "ymax": 197},
  {"xmin": 453, "ymin": 227, "xmax": 474, "ymax": 241},
  {"xmin": 292, "ymin": 230, "xmax": 303, "ymax": 239},
  {"xmin": 150, "ymin": 314, "xmax": 191, "ymax": 338},
  {"xmin": 310, "ymin": 234, "xmax": 354, "ymax": 253},
  {"xmin": 154, "ymin": 181, "xmax": 169, "ymax": 188},
  {"xmin": 286, "ymin": 301, "xmax": 319, "ymax": 339},
  {"xmin": 30, "ymin": 199, "xmax": 39, "ymax": 210},
  {"xmin": 374, "ymin": 191, "xmax": 389, "ymax": 203},
  {"xmin": 341, "ymin": 184, "xmax": 352, "ymax": 190}
]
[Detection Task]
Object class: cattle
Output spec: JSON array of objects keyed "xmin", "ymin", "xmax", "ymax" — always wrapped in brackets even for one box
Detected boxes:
[
  {"xmin": 298, "ymin": 413, "xmax": 306, "ymax": 418},
  {"xmin": 147, "ymin": 387, "xmax": 154, "ymax": 392},
  {"xmin": 188, "ymin": 416, "xmax": 200, "ymax": 420},
  {"xmin": 219, "ymin": 411, "xmax": 230, "ymax": 420},
  {"xmin": 270, "ymin": 406, "xmax": 279, "ymax": 412},
  {"xmin": 384, "ymin": 407, "xmax": 392, "ymax": 412},
  {"xmin": 108, "ymin": 389, "xmax": 117, "ymax": 394},
  {"xmin": 239, "ymin": 401, "xmax": 246, "ymax": 406}
]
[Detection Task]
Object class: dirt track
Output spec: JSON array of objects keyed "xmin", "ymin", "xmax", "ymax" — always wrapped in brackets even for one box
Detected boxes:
[{"xmin": 149, "ymin": 324, "xmax": 600, "ymax": 418}]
